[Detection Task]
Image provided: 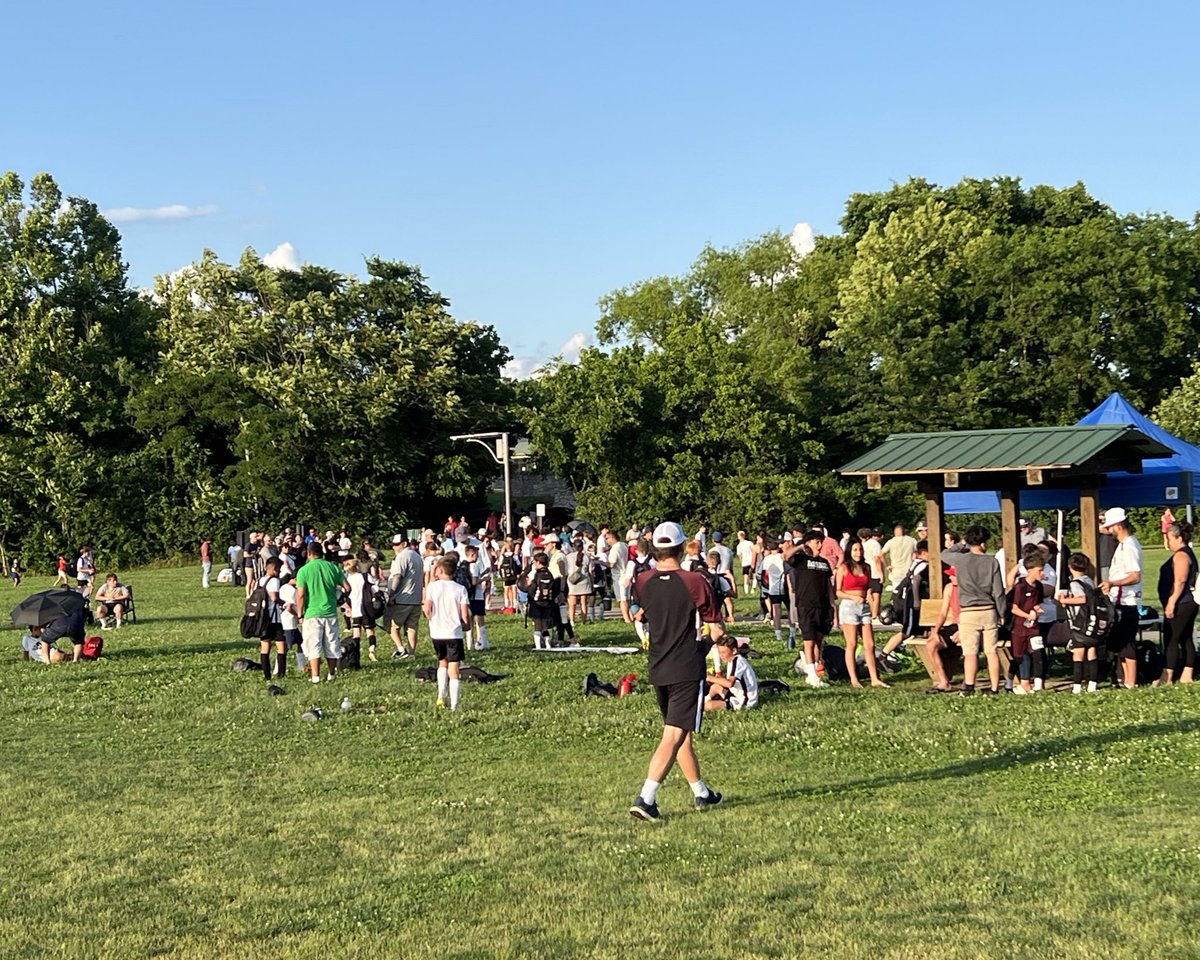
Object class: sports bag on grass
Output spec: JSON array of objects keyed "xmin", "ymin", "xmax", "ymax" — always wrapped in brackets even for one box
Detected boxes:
[{"xmin": 81, "ymin": 635, "xmax": 103, "ymax": 661}]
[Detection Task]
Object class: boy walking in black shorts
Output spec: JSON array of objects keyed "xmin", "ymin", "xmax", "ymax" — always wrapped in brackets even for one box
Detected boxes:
[
  {"xmin": 423, "ymin": 556, "xmax": 471, "ymax": 711},
  {"xmin": 629, "ymin": 522, "xmax": 726, "ymax": 822}
]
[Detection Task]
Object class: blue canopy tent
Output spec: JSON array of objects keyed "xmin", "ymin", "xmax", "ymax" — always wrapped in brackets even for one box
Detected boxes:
[{"xmin": 944, "ymin": 393, "xmax": 1200, "ymax": 513}]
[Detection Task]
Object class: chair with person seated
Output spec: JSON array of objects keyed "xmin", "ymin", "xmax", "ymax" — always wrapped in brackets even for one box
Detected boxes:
[{"xmin": 122, "ymin": 583, "xmax": 138, "ymax": 624}]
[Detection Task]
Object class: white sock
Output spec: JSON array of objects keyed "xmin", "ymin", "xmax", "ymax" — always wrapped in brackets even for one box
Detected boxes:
[
  {"xmin": 1072, "ymin": 683, "xmax": 1083, "ymax": 694},
  {"xmin": 437, "ymin": 666, "xmax": 448, "ymax": 701},
  {"xmin": 1087, "ymin": 680, "xmax": 1098, "ymax": 693},
  {"xmin": 532, "ymin": 632, "xmax": 542, "ymax": 649},
  {"xmin": 449, "ymin": 678, "xmax": 461, "ymax": 710},
  {"xmin": 774, "ymin": 629, "xmax": 782, "ymax": 642},
  {"xmin": 478, "ymin": 625, "xmax": 489, "ymax": 648},
  {"xmin": 634, "ymin": 621, "xmax": 647, "ymax": 642},
  {"xmin": 1033, "ymin": 678, "xmax": 1044, "ymax": 691},
  {"xmin": 689, "ymin": 779, "xmax": 710, "ymax": 799},
  {"xmin": 805, "ymin": 662, "xmax": 820, "ymax": 684},
  {"xmin": 639, "ymin": 779, "xmax": 660, "ymax": 804},
  {"xmin": 788, "ymin": 628, "xmax": 797, "ymax": 644}
]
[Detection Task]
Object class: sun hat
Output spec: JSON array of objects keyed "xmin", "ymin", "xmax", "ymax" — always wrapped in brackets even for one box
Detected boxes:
[{"xmin": 1101, "ymin": 507, "xmax": 1127, "ymax": 527}]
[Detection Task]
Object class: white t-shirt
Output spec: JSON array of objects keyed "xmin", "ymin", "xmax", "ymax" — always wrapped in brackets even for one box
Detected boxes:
[
  {"xmin": 726, "ymin": 655, "xmax": 759, "ymax": 710},
  {"xmin": 469, "ymin": 557, "xmax": 488, "ymax": 601},
  {"xmin": 338, "ymin": 536, "xmax": 352, "ymax": 553},
  {"xmin": 22, "ymin": 633, "xmax": 48, "ymax": 663},
  {"xmin": 763, "ymin": 554, "xmax": 785, "ymax": 595},
  {"xmin": 607, "ymin": 540, "xmax": 628, "ymax": 577},
  {"xmin": 426, "ymin": 579, "xmax": 468, "ymax": 639},
  {"xmin": 264, "ymin": 575, "xmax": 282, "ymax": 623},
  {"xmin": 345, "ymin": 572, "xmax": 366, "ymax": 617},
  {"xmin": 736, "ymin": 539, "xmax": 755, "ymax": 568},
  {"xmin": 1108, "ymin": 536, "xmax": 1143, "ymax": 606},
  {"xmin": 279, "ymin": 582, "xmax": 299, "ymax": 631}
]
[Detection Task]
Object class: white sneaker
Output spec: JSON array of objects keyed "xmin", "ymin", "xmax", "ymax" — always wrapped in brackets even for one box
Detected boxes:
[
  {"xmin": 1012, "ymin": 686, "xmax": 1028, "ymax": 696},
  {"xmin": 310, "ymin": 675, "xmax": 321, "ymax": 684}
]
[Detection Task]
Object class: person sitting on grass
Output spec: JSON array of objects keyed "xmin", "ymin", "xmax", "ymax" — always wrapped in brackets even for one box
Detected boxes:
[
  {"xmin": 423, "ymin": 555, "xmax": 470, "ymax": 711},
  {"xmin": 93, "ymin": 573, "xmax": 131, "ymax": 629},
  {"xmin": 704, "ymin": 635, "xmax": 763, "ymax": 710},
  {"xmin": 20, "ymin": 626, "xmax": 68, "ymax": 663}
]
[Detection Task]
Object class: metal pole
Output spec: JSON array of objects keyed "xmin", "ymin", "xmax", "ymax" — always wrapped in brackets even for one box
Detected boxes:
[{"xmin": 501, "ymin": 432, "xmax": 512, "ymax": 539}]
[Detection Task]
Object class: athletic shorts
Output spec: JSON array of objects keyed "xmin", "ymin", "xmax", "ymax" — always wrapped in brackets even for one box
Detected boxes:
[
  {"xmin": 468, "ymin": 597, "xmax": 487, "ymax": 617},
  {"xmin": 301, "ymin": 616, "xmax": 342, "ymax": 662},
  {"xmin": 767, "ymin": 593, "xmax": 785, "ymax": 605},
  {"xmin": 432, "ymin": 637, "xmax": 464, "ymax": 663},
  {"xmin": 612, "ymin": 577, "xmax": 629, "ymax": 602},
  {"xmin": 282, "ymin": 628, "xmax": 301, "ymax": 651},
  {"xmin": 263, "ymin": 622, "xmax": 284, "ymax": 642},
  {"xmin": 742, "ymin": 565, "xmax": 752, "ymax": 576},
  {"xmin": 345, "ymin": 615, "xmax": 374, "ymax": 631},
  {"xmin": 794, "ymin": 605, "xmax": 831, "ymax": 641},
  {"xmin": 1108, "ymin": 605, "xmax": 1139, "ymax": 659},
  {"xmin": 655, "ymin": 679, "xmax": 705, "ymax": 733},
  {"xmin": 503, "ymin": 576, "xmax": 518, "ymax": 587},
  {"xmin": 868, "ymin": 578, "xmax": 883, "ymax": 595},
  {"xmin": 838, "ymin": 599, "xmax": 872, "ymax": 626}
]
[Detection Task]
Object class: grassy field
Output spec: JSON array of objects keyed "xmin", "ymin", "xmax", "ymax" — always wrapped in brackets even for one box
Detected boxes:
[{"xmin": 2, "ymin": 562, "xmax": 1199, "ymax": 959}]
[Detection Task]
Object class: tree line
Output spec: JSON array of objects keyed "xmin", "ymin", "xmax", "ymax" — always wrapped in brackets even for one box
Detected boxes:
[{"xmin": 3, "ymin": 172, "xmax": 1199, "ymax": 567}]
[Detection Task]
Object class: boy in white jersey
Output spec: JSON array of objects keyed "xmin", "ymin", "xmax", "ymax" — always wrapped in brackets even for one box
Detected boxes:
[
  {"xmin": 423, "ymin": 556, "xmax": 471, "ymax": 710},
  {"xmin": 704, "ymin": 635, "xmax": 760, "ymax": 711}
]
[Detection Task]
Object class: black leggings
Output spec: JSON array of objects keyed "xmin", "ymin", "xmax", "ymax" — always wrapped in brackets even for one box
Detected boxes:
[{"xmin": 1164, "ymin": 599, "xmax": 1198, "ymax": 674}]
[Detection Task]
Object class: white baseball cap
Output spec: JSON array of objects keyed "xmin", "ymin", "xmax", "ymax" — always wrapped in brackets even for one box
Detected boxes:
[
  {"xmin": 542, "ymin": 532, "xmax": 559, "ymax": 544},
  {"xmin": 1101, "ymin": 507, "xmax": 1127, "ymax": 527},
  {"xmin": 652, "ymin": 521, "xmax": 686, "ymax": 548},
  {"xmin": 391, "ymin": 534, "xmax": 405, "ymax": 545}
]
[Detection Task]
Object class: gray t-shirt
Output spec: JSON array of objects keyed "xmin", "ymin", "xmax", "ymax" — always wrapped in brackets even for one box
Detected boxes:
[
  {"xmin": 955, "ymin": 550, "xmax": 1006, "ymax": 615},
  {"xmin": 388, "ymin": 548, "xmax": 423, "ymax": 605}
]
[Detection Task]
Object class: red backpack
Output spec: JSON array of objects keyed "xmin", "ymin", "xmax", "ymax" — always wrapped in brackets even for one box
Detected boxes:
[{"xmin": 81, "ymin": 635, "xmax": 104, "ymax": 661}]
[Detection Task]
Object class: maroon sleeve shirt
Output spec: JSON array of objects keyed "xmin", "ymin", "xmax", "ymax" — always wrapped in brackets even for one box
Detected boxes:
[{"xmin": 636, "ymin": 567, "xmax": 722, "ymax": 685}]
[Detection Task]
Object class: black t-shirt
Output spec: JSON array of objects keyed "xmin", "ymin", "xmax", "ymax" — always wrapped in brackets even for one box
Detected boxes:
[
  {"xmin": 635, "ymin": 568, "xmax": 721, "ymax": 685},
  {"xmin": 787, "ymin": 552, "xmax": 833, "ymax": 608}
]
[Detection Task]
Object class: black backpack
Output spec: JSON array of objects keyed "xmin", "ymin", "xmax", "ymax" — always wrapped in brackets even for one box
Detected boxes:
[
  {"xmin": 500, "ymin": 554, "xmax": 517, "ymax": 580},
  {"xmin": 1066, "ymin": 579, "xmax": 1116, "ymax": 644},
  {"xmin": 365, "ymin": 579, "xmax": 387, "ymax": 619},
  {"xmin": 892, "ymin": 561, "xmax": 927, "ymax": 633},
  {"xmin": 453, "ymin": 562, "xmax": 474, "ymax": 595},
  {"xmin": 239, "ymin": 586, "xmax": 272, "ymax": 639},
  {"xmin": 530, "ymin": 567, "xmax": 555, "ymax": 603}
]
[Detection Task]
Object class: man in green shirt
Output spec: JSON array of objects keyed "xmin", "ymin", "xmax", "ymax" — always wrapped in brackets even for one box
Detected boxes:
[{"xmin": 295, "ymin": 541, "xmax": 349, "ymax": 683}]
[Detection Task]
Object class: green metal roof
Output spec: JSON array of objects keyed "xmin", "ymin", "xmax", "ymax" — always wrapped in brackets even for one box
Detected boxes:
[{"xmin": 839, "ymin": 424, "xmax": 1174, "ymax": 476}]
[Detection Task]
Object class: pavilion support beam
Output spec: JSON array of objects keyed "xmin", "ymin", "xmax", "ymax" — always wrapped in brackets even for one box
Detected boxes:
[
  {"xmin": 1000, "ymin": 489, "xmax": 1020, "ymax": 574},
  {"xmin": 923, "ymin": 487, "xmax": 944, "ymax": 600},
  {"xmin": 1080, "ymin": 486, "xmax": 1100, "ymax": 572}
]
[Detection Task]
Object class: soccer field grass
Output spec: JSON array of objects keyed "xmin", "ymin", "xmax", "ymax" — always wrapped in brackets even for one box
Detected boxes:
[{"xmin": 3, "ymin": 565, "xmax": 1199, "ymax": 959}]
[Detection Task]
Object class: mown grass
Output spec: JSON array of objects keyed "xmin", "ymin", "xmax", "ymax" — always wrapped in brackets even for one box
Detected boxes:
[{"xmin": 2, "ymin": 563, "xmax": 1198, "ymax": 959}]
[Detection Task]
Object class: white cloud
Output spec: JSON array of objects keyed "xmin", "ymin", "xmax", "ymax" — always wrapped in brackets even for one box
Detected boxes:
[
  {"xmin": 503, "ymin": 331, "xmax": 591, "ymax": 380},
  {"xmin": 789, "ymin": 221, "xmax": 816, "ymax": 257},
  {"xmin": 262, "ymin": 242, "xmax": 300, "ymax": 271},
  {"xmin": 103, "ymin": 203, "xmax": 219, "ymax": 223}
]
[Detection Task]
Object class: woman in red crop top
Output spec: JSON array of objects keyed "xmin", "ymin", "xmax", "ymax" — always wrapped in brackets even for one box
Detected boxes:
[{"xmin": 835, "ymin": 539, "xmax": 889, "ymax": 688}]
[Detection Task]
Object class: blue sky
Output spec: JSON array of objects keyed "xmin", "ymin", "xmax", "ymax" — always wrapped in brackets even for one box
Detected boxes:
[{"xmin": 6, "ymin": 1, "xmax": 1198, "ymax": 375}]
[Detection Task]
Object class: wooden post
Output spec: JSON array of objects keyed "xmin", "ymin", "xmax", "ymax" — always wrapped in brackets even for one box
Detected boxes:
[
  {"xmin": 1080, "ymin": 486, "xmax": 1100, "ymax": 572},
  {"xmin": 924, "ymin": 488, "xmax": 944, "ymax": 600},
  {"xmin": 1000, "ymin": 489, "xmax": 1020, "ymax": 578}
]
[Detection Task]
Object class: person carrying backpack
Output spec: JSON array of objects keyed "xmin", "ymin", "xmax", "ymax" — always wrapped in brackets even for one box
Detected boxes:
[
  {"xmin": 1057, "ymin": 553, "xmax": 1109, "ymax": 694},
  {"xmin": 523, "ymin": 552, "xmax": 558, "ymax": 649}
]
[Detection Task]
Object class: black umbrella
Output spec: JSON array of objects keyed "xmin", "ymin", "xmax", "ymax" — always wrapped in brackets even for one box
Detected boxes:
[
  {"xmin": 567, "ymin": 520, "xmax": 597, "ymax": 536},
  {"xmin": 10, "ymin": 588, "xmax": 86, "ymax": 627}
]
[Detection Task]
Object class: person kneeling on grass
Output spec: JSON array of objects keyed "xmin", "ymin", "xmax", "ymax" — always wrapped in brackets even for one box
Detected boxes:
[
  {"xmin": 93, "ymin": 573, "xmax": 130, "ymax": 629},
  {"xmin": 423, "ymin": 555, "xmax": 470, "ymax": 711},
  {"xmin": 20, "ymin": 626, "xmax": 68, "ymax": 663}
]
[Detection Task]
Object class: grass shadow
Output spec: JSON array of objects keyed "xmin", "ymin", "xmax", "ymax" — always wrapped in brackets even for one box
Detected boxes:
[{"xmin": 763, "ymin": 717, "xmax": 1200, "ymax": 801}]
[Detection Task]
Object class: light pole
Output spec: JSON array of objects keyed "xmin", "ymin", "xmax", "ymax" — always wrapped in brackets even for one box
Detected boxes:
[{"xmin": 450, "ymin": 431, "xmax": 513, "ymax": 537}]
